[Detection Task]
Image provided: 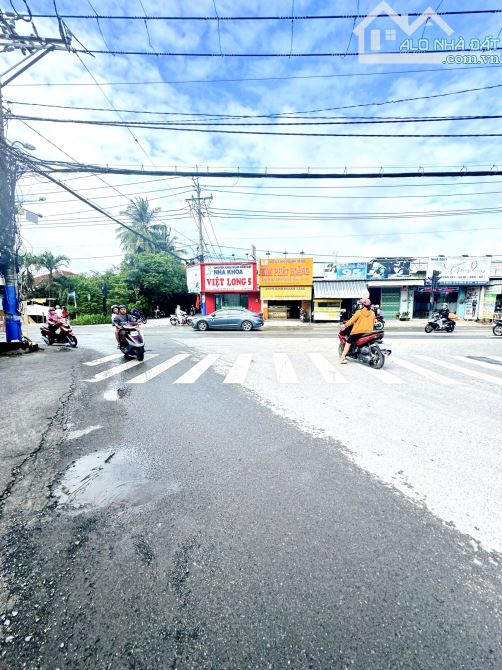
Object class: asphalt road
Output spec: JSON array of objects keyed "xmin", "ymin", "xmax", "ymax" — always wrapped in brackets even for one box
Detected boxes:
[{"xmin": 0, "ymin": 322, "xmax": 501, "ymax": 669}]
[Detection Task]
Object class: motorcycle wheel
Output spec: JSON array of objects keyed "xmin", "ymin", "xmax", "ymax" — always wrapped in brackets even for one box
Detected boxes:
[
  {"xmin": 68, "ymin": 335, "xmax": 78, "ymax": 348},
  {"xmin": 493, "ymin": 324, "xmax": 502, "ymax": 336},
  {"xmin": 42, "ymin": 335, "xmax": 52, "ymax": 346},
  {"xmin": 136, "ymin": 349, "xmax": 145, "ymax": 362},
  {"xmin": 186, "ymin": 317, "xmax": 193, "ymax": 326},
  {"xmin": 338, "ymin": 343, "xmax": 344, "ymax": 357},
  {"xmin": 369, "ymin": 346, "xmax": 385, "ymax": 369},
  {"xmin": 424, "ymin": 324, "xmax": 434, "ymax": 333},
  {"xmin": 374, "ymin": 321, "xmax": 384, "ymax": 331},
  {"xmin": 170, "ymin": 318, "xmax": 177, "ymax": 326},
  {"xmin": 446, "ymin": 323, "xmax": 455, "ymax": 332}
]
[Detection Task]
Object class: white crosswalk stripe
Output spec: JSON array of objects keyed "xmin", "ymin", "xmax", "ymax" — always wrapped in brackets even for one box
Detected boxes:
[
  {"xmin": 392, "ymin": 356, "xmax": 461, "ymax": 384},
  {"xmin": 360, "ymin": 365, "xmax": 404, "ymax": 384},
  {"xmin": 307, "ymin": 353, "xmax": 348, "ymax": 383},
  {"xmin": 173, "ymin": 354, "xmax": 221, "ymax": 384},
  {"xmin": 223, "ymin": 353, "xmax": 253, "ymax": 384},
  {"xmin": 451, "ymin": 355, "xmax": 502, "ymax": 374},
  {"xmin": 415, "ymin": 355, "xmax": 502, "ymax": 386},
  {"xmin": 274, "ymin": 353, "xmax": 299, "ymax": 383},
  {"xmin": 84, "ymin": 354, "xmax": 158, "ymax": 382},
  {"xmin": 127, "ymin": 353, "xmax": 190, "ymax": 384},
  {"xmin": 83, "ymin": 353, "xmax": 123, "ymax": 367}
]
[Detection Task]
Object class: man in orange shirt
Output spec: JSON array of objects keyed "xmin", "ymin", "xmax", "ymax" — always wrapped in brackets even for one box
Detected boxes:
[{"xmin": 339, "ymin": 298, "xmax": 376, "ymax": 364}]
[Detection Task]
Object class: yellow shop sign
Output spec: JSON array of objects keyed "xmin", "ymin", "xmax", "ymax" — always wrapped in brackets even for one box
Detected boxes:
[{"xmin": 260, "ymin": 286, "xmax": 312, "ymax": 300}]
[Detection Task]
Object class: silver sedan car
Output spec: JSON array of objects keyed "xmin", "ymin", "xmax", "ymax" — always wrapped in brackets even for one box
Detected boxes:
[{"xmin": 191, "ymin": 308, "xmax": 264, "ymax": 332}]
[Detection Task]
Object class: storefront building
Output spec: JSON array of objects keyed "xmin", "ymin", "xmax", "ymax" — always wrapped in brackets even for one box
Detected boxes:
[
  {"xmin": 313, "ymin": 261, "xmax": 368, "ymax": 321},
  {"xmin": 425, "ymin": 256, "xmax": 492, "ymax": 320},
  {"xmin": 258, "ymin": 257, "xmax": 313, "ymax": 319},
  {"xmin": 186, "ymin": 262, "xmax": 260, "ymax": 315},
  {"xmin": 480, "ymin": 259, "xmax": 502, "ymax": 321}
]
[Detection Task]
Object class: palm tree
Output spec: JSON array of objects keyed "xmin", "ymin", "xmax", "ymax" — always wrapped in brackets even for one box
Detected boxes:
[
  {"xmin": 117, "ymin": 197, "xmax": 162, "ymax": 255},
  {"xmin": 150, "ymin": 224, "xmax": 186, "ymax": 256},
  {"xmin": 19, "ymin": 252, "xmax": 42, "ymax": 297},
  {"xmin": 37, "ymin": 250, "xmax": 70, "ymax": 301}
]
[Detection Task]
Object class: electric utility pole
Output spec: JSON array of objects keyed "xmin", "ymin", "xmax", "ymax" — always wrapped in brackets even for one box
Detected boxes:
[
  {"xmin": 186, "ymin": 179, "xmax": 212, "ymax": 262},
  {"xmin": 0, "ymin": 10, "xmax": 73, "ymax": 341}
]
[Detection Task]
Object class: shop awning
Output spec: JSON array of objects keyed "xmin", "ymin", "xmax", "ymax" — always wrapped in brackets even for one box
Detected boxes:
[
  {"xmin": 367, "ymin": 279, "xmax": 425, "ymax": 287},
  {"xmin": 313, "ymin": 280, "xmax": 368, "ymax": 299}
]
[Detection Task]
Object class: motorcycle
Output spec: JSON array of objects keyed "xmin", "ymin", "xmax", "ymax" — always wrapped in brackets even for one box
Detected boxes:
[
  {"xmin": 170, "ymin": 314, "xmax": 192, "ymax": 326},
  {"xmin": 299, "ymin": 308, "xmax": 309, "ymax": 323},
  {"xmin": 493, "ymin": 319, "xmax": 502, "ymax": 336},
  {"xmin": 374, "ymin": 315, "xmax": 385, "ymax": 331},
  {"xmin": 338, "ymin": 327, "xmax": 390, "ymax": 369},
  {"xmin": 118, "ymin": 323, "xmax": 145, "ymax": 361},
  {"xmin": 130, "ymin": 308, "xmax": 147, "ymax": 324},
  {"xmin": 40, "ymin": 318, "xmax": 78, "ymax": 348},
  {"xmin": 425, "ymin": 312, "xmax": 455, "ymax": 333}
]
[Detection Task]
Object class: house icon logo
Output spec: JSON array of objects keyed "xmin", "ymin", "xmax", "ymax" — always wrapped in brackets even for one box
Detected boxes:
[{"xmin": 353, "ymin": 1, "xmax": 454, "ymax": 64}]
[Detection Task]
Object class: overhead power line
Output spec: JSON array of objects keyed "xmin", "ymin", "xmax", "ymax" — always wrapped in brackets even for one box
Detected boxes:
[
  {"xmin": 8, "ymin": 78, "xmax": 502, "ymax": 118},
  {"xmin": 15, "ymin": 157, "xmax": 502, "ymax": 180},
  {"xmin": 26, "ymin": 9, "xmax": 502, "ymax": 20},
  {"xmin": 7, "ymin": 62, "xmax": 502, "ymax": 86}
]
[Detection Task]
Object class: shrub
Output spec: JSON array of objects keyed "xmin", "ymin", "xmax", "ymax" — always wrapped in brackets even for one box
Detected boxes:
[{"xmin": 71, "ymin": 314, "xmax": 110, "ymax": 325}]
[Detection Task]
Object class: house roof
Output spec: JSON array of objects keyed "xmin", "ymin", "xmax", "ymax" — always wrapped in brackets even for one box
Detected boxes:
[{"xmin": 34, "ymin": 270, "xmax": 77, "ymax": 286}]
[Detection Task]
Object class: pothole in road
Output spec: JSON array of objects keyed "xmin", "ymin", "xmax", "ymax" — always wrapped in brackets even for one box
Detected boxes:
[{"xmin": 54, "ymin": 448, "xmax": 181, "ymax": 513}]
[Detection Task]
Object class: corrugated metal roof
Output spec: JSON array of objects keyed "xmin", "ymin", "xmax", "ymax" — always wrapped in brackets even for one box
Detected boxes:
[{"xmin": 313, "ymin": 280, "xmax": 369, "ymax": 298}]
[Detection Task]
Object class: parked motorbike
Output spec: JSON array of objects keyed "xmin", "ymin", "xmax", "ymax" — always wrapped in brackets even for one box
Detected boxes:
[
  {"xmin": 170, "ymin": 314, "xmax": 192, "ymax": 326},
  {"xmin": 493, "ymin": 319, "xmax": 502, "ymax": 336},
  {"xmin": 338, "ymin": 327, "xmax": 389, "ymax": 368},
  {"xmin": 118, "ymin": 323, "xmax": 145, "ymax": 361},
  {"xmin": 425, "ymin": 312, "xmax": 455, "ymax": 333},
  {"xmin": 40, "ymin": 319, "xmax": 78, "ymax": 347},
  {"xmin": 299, "ymin": 308, "xmax": 309, "ymax": 323}
]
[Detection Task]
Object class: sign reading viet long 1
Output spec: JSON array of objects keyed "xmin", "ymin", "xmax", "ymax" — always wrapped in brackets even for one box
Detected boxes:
[
  {"xmin": 427, "ymin": 256, "xmax": 491, "ymax": 285},
  {"xmin": 258, "ymin": 257, "xmax": 313, "ymax": 286},
  {"xmin": 203, "ymin": 262, "xmax": 257, "ymax": 292}
]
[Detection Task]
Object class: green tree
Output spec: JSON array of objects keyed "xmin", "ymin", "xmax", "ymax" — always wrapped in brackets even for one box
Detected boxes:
[
  {"xmin": 117, "ymin": 197, "xmax": 184, "ymax": 257},
  {"xmin": 36, "ymin": 250, "xmax": 70, "ymax": 301},
  {"xmin": 123, "ymin": 253, "xmax": 188, "ymax": 311},
  {"xmin": 18, "ymin": 252, "xmax": 42, "ymax": 298}
]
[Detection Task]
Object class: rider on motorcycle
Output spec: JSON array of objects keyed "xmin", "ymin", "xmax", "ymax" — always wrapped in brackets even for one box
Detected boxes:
[
  {"xmin": 175, "ymin": 304, "xmax": 186, "ymax": 324},
  {"xmin": 438, "ymin": 303, "xmax": 451, "ymax": 328},
  {"xmin": 46, "ymin": 306, "xmax": 61, "ymax": 336},
  {"xmin": 339, "ymin": 298, "xmax": 376, "ymax": 364},
  {"xmin": 113, "ymin": 305, "xmax": 137, "ymax": 347}
]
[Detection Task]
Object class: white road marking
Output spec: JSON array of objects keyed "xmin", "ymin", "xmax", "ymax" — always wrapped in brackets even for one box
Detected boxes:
[
  {"xmin": 83, "ymin": 353, "xmax": 123, "ymax": 366},
  {"xmin": 360, "ymin": 365, "xmax": 405, "ymax": 384},
  {"xmin": 415, "ymin": 355, "xmax": 502, "ymax": 386},
  {"xmin": 66, "ymin": 425, "xmax": 102, "ymax": 440},
  {"xmin": 273, "ymin": 353, "xmax": 299, "ymax": 383},
  {"xmin": 127, "ymin": 353, "xmax": 190, "ymax": 384},
  {"xmin": 173, "ymin": 354, "xmax": 220, "ymax": 384},
  {"xmin": 307, "ymin": 353, "xmax": 348, "ymax": 383},
  {"xmin": 84, "ymin": 354, "xmax": 157, "ymax": 382},
  {"xmin": 451, "ymin": 355, "xmax": 502, "ymax": 374},
  {"xmin": 392, "ymin": 356, "xmax": 461, "ymax": 384},
  {"xmin": 223, "ymin": 354, "xmax": 253, "ymax": 384}
]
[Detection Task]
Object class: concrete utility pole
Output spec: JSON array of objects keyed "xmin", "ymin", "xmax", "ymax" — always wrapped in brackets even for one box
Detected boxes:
[
  {"xmin": 0, "ymin": 12, "xmax": 72, "ymax": 341},
  {"xmin": 186, "ymin": 178, "xmax": 212, "ymax": 262}
]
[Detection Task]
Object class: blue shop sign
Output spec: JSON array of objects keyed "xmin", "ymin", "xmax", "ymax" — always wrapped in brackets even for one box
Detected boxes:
[{"xmin": 336, "ymin": 262, "xmax": 367, "ymax": 280}]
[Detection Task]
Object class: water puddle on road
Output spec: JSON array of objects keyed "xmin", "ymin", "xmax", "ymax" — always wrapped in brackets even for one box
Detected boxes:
[{"xmin": 54, "ymin": 448, "xmax": 180, "ymax": 514}]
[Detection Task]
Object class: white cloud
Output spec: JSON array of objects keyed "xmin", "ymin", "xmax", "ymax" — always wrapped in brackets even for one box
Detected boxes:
[{"xmin": 3, "ymin": 0, "xmax": 501, "ymax": 273}]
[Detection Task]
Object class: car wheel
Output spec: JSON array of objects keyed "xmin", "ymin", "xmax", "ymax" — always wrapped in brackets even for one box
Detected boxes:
[
  {"xmin": 493, "ymin": 324, "xmax": 502, "ymax": 336},
  {"xmin": 241, "ymin": 320, "xmax": 253, "ymax": 331},
  {"xmin": 198, "ymin": 320, "xmax": 208, "ymax": 331}
]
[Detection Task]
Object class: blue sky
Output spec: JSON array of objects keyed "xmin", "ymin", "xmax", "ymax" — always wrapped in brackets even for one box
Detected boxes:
[{"xmin": 3, "ymin": 0, "xmax": 502, "ymax": 272}]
